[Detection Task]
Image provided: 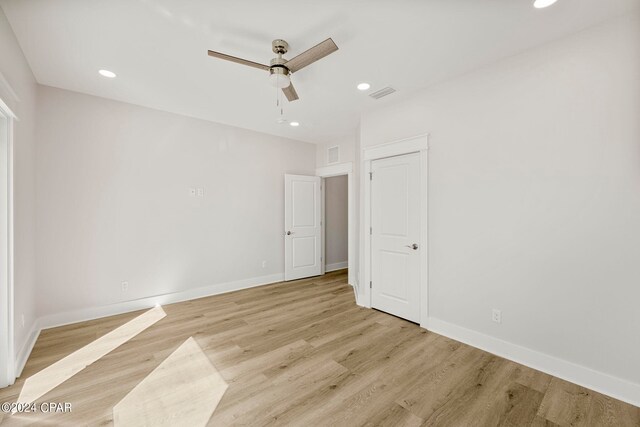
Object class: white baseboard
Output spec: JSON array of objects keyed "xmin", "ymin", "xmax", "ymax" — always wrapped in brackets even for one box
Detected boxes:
[
  {"xmin": 426, "ymin": 317, "xmax": 640, "ymax": 408},
  {"xmin": 38, "ymin": 273, "xmax": 285, "ymax": 330},
  {"xmin": 14, "ymin": 272, "xmax": 285, "ymax": 378},
  {"xmin": 325, "ymin": 261, "xmax": 348, "ymax": 272},
  {"xmin": 15, "ymin": 321, "xmax": 41, "ymax": 378}
]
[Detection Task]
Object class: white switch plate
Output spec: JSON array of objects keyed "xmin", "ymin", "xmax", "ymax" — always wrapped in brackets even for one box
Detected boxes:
[
  {"xmin": 197, "ymin": 188, "xmax": 204, "ymax": 197},
  {"xmin": 189, "ymin": 188, "xmax": 196, "ymax": 197},
  {"xmin": 261, "ymin": 260, "xmax": 267, "ymax": 268},
  {"xmin": 492, "ymin": 309, "xmax": 502, "ymax": 324},
  {"xmin": 121, "ymin": 281, "xmax": 129, "ymax": 292}
]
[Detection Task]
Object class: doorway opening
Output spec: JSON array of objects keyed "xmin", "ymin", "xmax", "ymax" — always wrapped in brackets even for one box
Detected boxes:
[
  {"xmin": 316, "ymin": 162, "xmax": 354, "ymax": 286},
  {"xmin": 322, "ymin": 175, "xmax": 348, "ymax": 274}
]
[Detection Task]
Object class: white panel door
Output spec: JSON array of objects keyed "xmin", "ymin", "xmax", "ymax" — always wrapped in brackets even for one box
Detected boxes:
[
  {"xmin": 371, "ymin": 153, "xmax": 421, "ymax": 322},
  {"xmin": 284, "ymin": 174, "xmax": 322, "ymax": 281}
]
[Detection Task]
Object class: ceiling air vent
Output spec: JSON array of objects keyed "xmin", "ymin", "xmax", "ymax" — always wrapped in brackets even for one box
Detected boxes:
[
  {"xmin": 369, "ymin": 86, "xmax": 396, "ymax": 100},
  {"xmin": 327, "ymin": 146, "xmax": 340, "ymax": 164}
]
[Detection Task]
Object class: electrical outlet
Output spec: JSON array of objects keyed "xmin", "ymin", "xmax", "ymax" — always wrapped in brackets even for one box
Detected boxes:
[
  {"xmin": 197, "ymin": 188, "xmax": 204, "ymax": 197},
  {"xmin": 121, "ymin": 281, "xmax": 129, "ymax": 292},
  {"xmin": 492, "ymin": 309, "xmax": 502, "ymax": 324},
  {"xmin": 262, "ymin": 260, "xmax": 267, "ymax": 268},
  {"xmin": 189, "ymin": 188, "xmax": 196, "ymax": 197}
]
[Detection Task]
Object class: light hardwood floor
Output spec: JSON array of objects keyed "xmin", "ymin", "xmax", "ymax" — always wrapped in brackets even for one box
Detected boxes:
[{"xmin": 1, "ymin": 270, "xmax": 638, "ymax": 426}]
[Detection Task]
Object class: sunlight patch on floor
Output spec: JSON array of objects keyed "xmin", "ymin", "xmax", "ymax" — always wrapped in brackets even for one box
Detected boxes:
[
  {"xmin": 113, "ymin": 337, "xmax": 228, "ymax": 426},
  {"xmin": 16, "ymin": 306, "xmax": 166, "ymax": 408}
]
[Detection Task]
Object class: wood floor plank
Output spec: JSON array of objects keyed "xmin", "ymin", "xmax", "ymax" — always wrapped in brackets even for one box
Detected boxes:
[
  {"xmin": 538, "ymin": 377, "xmax": 640, "ymax": 427},
  {"xmin": 0, "ymin": 271, "xmax": 637, "ymax": 426},
  {"xmin": 493, "ymin": 382, "xmax": 545, "ymax": 426},
  {"xmin": 362, "ymin": 402, "xmax": 424, "ymax": 427}
]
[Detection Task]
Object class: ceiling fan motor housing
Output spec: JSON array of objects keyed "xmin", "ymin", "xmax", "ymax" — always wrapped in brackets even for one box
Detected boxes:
[
  {"xmin": 270, "ymin": 57, "xmax": 290, "ymax": 76},
  {"xmin": 272, "ymin": 39, "xmax": 289, "ymax": 55},
  {"xmin": 270, "ymin": 39, "xmax": 291, "ymax": 78}
]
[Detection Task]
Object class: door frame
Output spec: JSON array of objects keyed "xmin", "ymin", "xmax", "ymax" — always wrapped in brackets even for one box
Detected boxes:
[
  {"xmin": 361, "ymin": 135, "xmax": 429, "ymax": 328},
  {"xmin": 0, "ymin": 96, "xmax": 16, "ymax": 387},
  {"xmin": 315, "ymin": 162, "xmax": 354, "ymax": 286}
]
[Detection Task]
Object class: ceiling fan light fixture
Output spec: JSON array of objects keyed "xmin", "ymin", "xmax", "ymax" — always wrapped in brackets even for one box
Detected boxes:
[
  {"xmin": 533, "ymin": 0, "xmax": 558, "ymax": 8},
  {"xmin": 269, "ymin": 72, "xmax": 291, "ymax": 89}
]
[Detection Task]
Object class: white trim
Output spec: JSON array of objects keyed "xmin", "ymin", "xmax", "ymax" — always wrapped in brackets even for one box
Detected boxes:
[
  {"xmin": 0, "ymin": 72, "xmax": 20, "ymax": 104},
  {"xmin": 427, "ymin": 317, "xmax": 640, "ymax": 408},
  {"xmin": 419, "ymin": 148, "xmax": 428, "ymax": 326},
  {"xmin": 7, "ymin": 105, "xmax": 15, "ymax": 382},
  {"xmin": 38, "ymin": 273, "xmax": 284, "ymax": 330},
  {"xmin": 15, "ymin": 322, "xmax": 40, "ymax": 377},
  {"xmin": 0, "ymin": 99, "xmax": 16, "ymax": 387},
  {"xmin": 360, "ymin": 135, "xmax": 429, "ymax": 327},
  {"xmin": 0, "ymin": 96, "xmax": 18, "ymax": 120},
  {"xmin": 320, "ymin": 180, "xmax": 326, "ymax": 276},
  {"xmin": 363, "ymin": 134, "xmax": 429, "ymax": 161},
  {"xmin": 316, "ymin": 162, "xmax": 352, "ymax": 177},
  {"xmin": 316, "ymin": 162, "xmax": 355, "ymax": 286},
  {"xmin": 325, "ymin": 261, "xmax": 348, "ymax": 272}
]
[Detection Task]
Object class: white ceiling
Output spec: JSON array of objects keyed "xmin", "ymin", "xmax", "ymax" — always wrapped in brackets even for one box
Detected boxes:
[{"xmin": 2, "ymin": 0, "xmax": 638, "ymax": 144}]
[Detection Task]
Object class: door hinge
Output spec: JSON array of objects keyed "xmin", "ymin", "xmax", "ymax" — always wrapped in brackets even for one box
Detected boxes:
[
  {"xmin": 369, "ymin": 172, "xmax": 373, "ymax": 180},
  {"xmin": 369, "ymin": 281, "xmax": 372, "ymax": 288},
  {"xmin": 369, "ymin": 226, "xmax": 372, "ymax": 235}
]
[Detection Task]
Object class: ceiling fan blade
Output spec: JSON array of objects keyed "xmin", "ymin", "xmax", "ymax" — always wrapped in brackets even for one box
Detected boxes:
[
  {"xmin": 282, "ymin": 83, "xmax": 299, "ymax": 102},
  {"xmin": 285, "ymin": 38, "xmax": 338, "ymax": 73},
  {"xmin": 207, "ymin": 50, "xmax": 270, "ymax": 71}
]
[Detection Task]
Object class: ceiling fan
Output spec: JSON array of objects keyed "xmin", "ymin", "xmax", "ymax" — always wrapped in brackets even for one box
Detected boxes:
[{"xmin": 207, "ymin": 38, "xmax": 338, "ymax": 102}]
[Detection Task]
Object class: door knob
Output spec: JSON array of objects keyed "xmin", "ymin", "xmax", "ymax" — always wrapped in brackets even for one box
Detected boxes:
[
  {"xmin": 286, "ymin": 231, "xmax": 294, "ymax": 235},
  {"xmin": 405, "ymin": 243, "xmax": 419, "ymax": 250}
]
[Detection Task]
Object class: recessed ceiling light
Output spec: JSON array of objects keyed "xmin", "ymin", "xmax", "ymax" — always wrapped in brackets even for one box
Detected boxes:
[
  {"xmin": 357, "ymin": 82, "xmax": 371, "ymax": 91},
  {"xmin": 98, "ymin": 69, "xmax": 117, "ymax": 78},
  {"xmin": 533, "ymin": 0, "xmax": 558, "ymax": 8},
  {"xmin": 289, "ymin": 121, "xmax": 300, "ymax": 127}
]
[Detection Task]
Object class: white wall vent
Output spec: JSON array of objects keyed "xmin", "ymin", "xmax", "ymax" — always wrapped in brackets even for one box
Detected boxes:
[
  {"xmin": 327, "ymin": 145, "xmax": 340, "ymax": 164},
  {"xmin": 369, "ymin": 87, "xmax": 396, "ymax": 100}
]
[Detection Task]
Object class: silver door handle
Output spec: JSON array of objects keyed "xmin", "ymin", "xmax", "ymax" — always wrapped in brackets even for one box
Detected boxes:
[
  {"xmin": 286, "ymin": 231, "xmax": 294, "ymax": 235},
  {"xmin": 405, "ymin": 243, "xmax": 419, "ymax": 250}
]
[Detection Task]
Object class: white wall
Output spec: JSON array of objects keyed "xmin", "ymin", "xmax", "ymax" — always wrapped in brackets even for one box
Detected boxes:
[
  {"xmin": 315, "ymin": 135, "xmax": 356, "ymax": 169},
  {"xmin": 35, "ymin": 86, "xmax": 315, "ymax": 318},
  {"xmin": 325, "ymin": 175, "xmax": 348, "ymax": 269},
  {"xmin": 0, "ymin": 6, "xmax": 38, "ymax": 370},
  {"xmin": 360, "ymin": 11, "xmax": 640, "ymax": 389}
]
